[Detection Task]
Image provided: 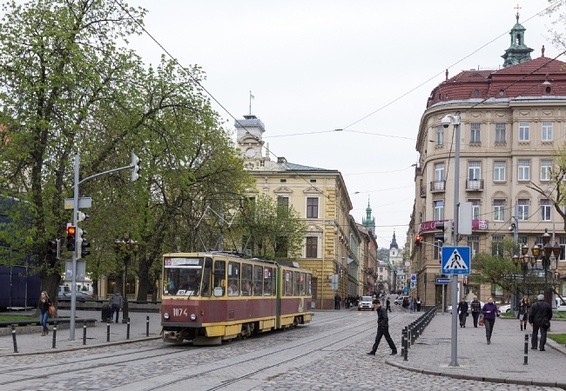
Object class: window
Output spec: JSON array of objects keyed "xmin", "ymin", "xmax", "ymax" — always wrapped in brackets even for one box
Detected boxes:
[
  {"xmin": 470, "ymin": 123, "xmax": 481, "ymax": 143},
  {"xmin": 495, "ymin": 123, "xmax": 506, "ymax": 144},
  {"xmin": 253, "ymin": 265, "xmax": 263, "ymax": 296},
  {"xmin": 434, "ymin": 163, "xmax": 445, "ymax": 190},
  {"xmin": 493, "ymin": 199, "xmax": 505, "ymax": 221},
  {"xmin": 542, "ymin": 121, "xmax": 553, "ymax": 142},
  {"xmin": 306, "ymin": 197, "xmax": 318, "ymax": 218},
  {"xmin": 518, "ymin": 160, "xmax": 530, "ymax": 181},
  {"xmin": 519, "ymin": 121, "xmax": 530, "ymax": 142},
  {"xmin": 433, "ymin": 200, "xmax": 444, "ymax": 220},
  {"xmin": 241, "ymin": 263, "xmax": 252, "ymax": 296},
  {"xmin": 435, "ymin": 125, "xmax": 444, "ymax": 145},
  {"xmin": 468, "ymin": 161, "xmax": 481, "ymax": 180},
  {"xmin": 277, "ymin": 196, "xmax": 289, "ymax": 208},
  {"xmin": 492, "ymin": 236, "xmax": 504, "ymax": 256},
  {"xmin": 541, "ymin": 160, "xmax": 552, "ymax": 181},
  {"xmin": 470, "ymin": 199, "xmax": 480, "ymax": 220},
  {"xmin": 306, "ymin": 237, "xmax": 317, "ymax": 258},
  {"xmin": 227, "ymin": 262, "xmax": 240, "ymax": 296},
  {"xmin": 467, "ymin": 235, "xmax": 480, "ymax": 257},
  {"xmin": 494, "ymin": 161, "xmax": 506, "ymax": 182},
  {"xmin": 541, "ymin": 199, "xmax": 551, "ymax": 221},
  {"xmin": 263, "ymin": 266, "xmax": 275, "ymax": 295},
  {"xmin": 517, "ymin": 199, "xmax": 530, "ymax": 221}
]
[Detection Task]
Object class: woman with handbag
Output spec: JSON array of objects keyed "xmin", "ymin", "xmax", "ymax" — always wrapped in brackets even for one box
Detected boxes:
[
  {"xmin": 518, "ymin": 296, "xmax": 530, "ymax": 331},
  {"xmin": 38, "ymin": 291, "xmax": 53, "ymax": 336}
]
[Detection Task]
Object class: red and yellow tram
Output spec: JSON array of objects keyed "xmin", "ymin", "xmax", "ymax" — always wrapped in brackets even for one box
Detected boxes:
[{"xmin": 160, "ymin": 252, "xmax": 313, "ymax": 345}]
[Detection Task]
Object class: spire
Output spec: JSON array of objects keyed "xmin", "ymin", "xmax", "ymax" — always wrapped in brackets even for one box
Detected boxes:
[
  {"xmin": 362, "ymin": 196, "xmax": 375, "ymax": 233},
  {"xmin": 390, "ymin": 230, "xmax": 399, "ymax": 250},
  {"xmin": 501, "ymin": 10, "xmax": 534, "ymax": 67}
]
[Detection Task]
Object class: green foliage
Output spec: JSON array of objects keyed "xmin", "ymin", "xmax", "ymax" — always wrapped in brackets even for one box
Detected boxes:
[
  {"xmin": 0, "ymin": 0, "xmax": 251, "ymax": 300},
  {"xmin": 237, "ymin": 194, "xmax": 306, "ymax": 260}
]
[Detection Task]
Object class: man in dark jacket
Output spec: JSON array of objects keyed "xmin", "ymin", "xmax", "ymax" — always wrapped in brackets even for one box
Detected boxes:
[
  {"xmin": 367, "ymin": 299, "xmax": 397, "ymax": 356},
  {"xmin": 529, "ymin": 294, "xmax": 553, "ymax": 351},
  {"xmin": 457, "ymin": 297, "xmax": 469, "ymax": 328}
]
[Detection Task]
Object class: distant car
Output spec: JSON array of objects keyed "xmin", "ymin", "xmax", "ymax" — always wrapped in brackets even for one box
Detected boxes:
[
  {"xmin": 498, "ymin": 304, "xmax": 511, "ymax": 313},
  {"xmin": 58, "ymin": 291, "xmax": 92, "ymax": 302},
  {"xmin": 394, "ymin": 296, "xmax": 409, "ymax": 305},
  {"xmin": 358, "ymin": 296, "xmax": 374, "ymax": 311}
]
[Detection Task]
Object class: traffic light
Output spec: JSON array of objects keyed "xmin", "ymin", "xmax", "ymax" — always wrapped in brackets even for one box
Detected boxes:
[
  {"xmin": 435, "ymin": 219, "xmax": 453, "ymax": 245},
  {"xmin": 415, "ymin": 234, "xmax": 422, "ymax": 247},
  {"xmin": 78, "ymin": 228, "xmax": 90, "ymax": 257},
  {"xmin": 66, "ymin": 225, "xmax": 76, "ymax": 251},
  {"xmin": 130, "ymin": 152, "xmax": 141, "ymax": 181},
  {"xmin": 47, "ymin": 239, "xmax": 61, "ymax": 259}
]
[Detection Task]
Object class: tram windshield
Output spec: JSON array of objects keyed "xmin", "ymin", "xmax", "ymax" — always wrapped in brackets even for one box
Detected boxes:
[{"xmin": 163, "ymin": 256, "xmax": 203, "ymax": 296}]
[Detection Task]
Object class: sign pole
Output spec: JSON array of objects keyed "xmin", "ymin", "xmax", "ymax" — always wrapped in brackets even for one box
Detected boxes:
[{"xmin": 450, "ymin": 115, "xmax": 461, "ymax": 367}]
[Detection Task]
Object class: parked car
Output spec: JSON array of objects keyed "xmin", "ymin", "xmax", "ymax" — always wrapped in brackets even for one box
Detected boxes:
[
  {"xmin": 498, "ymin": 304, "xmax": 511, "ymax": 313},
  {"xmin": 58, "ymin": 291, "xmax": 92, "ymax": 302},
  {"xmin": 358, "ymin": 296, "xmax": 374, "ymax": 311}
]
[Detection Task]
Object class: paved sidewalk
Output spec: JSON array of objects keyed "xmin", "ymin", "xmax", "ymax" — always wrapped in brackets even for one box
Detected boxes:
[
  {"xmin": 388, "ymin": 311, "xmax": 566, "ymax": 388},
  {"xmin": 0, "ymin": 309, "xmax": 162, "ymax": 356}
]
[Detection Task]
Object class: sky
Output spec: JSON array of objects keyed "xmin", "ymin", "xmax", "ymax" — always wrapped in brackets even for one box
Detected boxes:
[{"xmin": 124, "ymin": 0, "xmax": 558, "ymax": 250}]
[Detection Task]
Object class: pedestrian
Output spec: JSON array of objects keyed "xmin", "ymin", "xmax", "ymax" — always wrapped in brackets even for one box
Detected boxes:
[
  {"xmin": 37, "ymin": 290, "xmax": 52, "ymax": 336},
  {"xmin": 110, "ymin": 290, "xmax": 123, "ymax": 323},
  {"xmin": 457, "ymin": 297, "xmax": 469, "ymax": 328},
  {"xmin": 367, "ymin": 299, "xmax": 397, "ymax": 356},
  {"xmin": 334, "ymin": 293, "xmax": 341, "ymax": 310},
  {"xmin": 470, "ymin": 296, "xmax": 482, "ymax": 327},
  {"xmin": 386, "ymin": 297, "xmax": 391, "ymax": 312},
  {"xmin": 518, "ymin": 296, "xmax": 530, "ymax": 331},
  {"xmin": 416, "ymin": 296, "xmax": 422, "ymax": 312},
  {"xmin": 529, "ymin": 294, "xmax": 552, "ymax": 351},
  {"xmin": 480, "ymin": 297, "xmax": 500, "ymax": 344}
]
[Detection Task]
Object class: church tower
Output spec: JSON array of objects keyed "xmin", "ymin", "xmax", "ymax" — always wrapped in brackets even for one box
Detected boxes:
[
  {"xmin": 501, "ymin": 11, "xmax": 534, "ymax": 67},
  {"xmin": 361, "ymin": 198, "xmax": 375, "ymax": 236}
]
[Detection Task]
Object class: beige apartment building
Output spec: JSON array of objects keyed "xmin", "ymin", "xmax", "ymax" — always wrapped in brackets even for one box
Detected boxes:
[
  {"xmin": 412, "ymin": 13, "xmax": 566, "ymax": 309},
  {"xmin": 236, "ymin": 113, "xmax": 380, "ymax": 308}
]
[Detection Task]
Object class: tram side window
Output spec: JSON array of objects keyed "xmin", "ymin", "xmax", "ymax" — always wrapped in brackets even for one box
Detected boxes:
[
  {"xmin": 214, "ymin": 260, "xmax": 226, "ymax": 296},
  {"xmin": 241, "ymin": 263, "xmax": 252, "ymax": 296},
  {"xmin": 284, "ymin": 270, "xmax": 293, "ymax": 296},
  {"xmin": 201, "ymin": 258, "xmax": 212, "ymax": 297},
  {"xmin": 228, "ymin": 261, "xmax": 240, "ymax": 296},
  {"xmin": 306, "ymin": 273, "xmax": 312, "ymax": 296},
  {"xmin": 264, "ymin": 266, "xmax": 274, "ymax": 296},
  {"xmin": 253, "ymin": 265, "xmax": 263, "ymax": 296},
  {"xmin": 294, "ymin": 271, "xmax": 300, "ymax": 296},
  {"xmin": 298, "ymin": 272, "xmax": 305, "ymax": 295}
]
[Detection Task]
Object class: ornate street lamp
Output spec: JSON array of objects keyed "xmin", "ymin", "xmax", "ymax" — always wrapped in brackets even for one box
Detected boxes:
[
  {"xmin": 530, "ymin": 229, "xmax": 558, "ymax": 305},
  {"xmin": 113, "ymin": 237, "xmax": 139, "ymax": 323}
]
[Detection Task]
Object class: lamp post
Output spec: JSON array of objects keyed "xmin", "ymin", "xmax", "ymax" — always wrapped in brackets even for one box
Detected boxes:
[
  {"xmin": 113, "ymin": 237, "xmax": 139, "ymax": 323},
  {"xmin": 529, "ymin": 229, "xmax": 560, "ymax": 305}
]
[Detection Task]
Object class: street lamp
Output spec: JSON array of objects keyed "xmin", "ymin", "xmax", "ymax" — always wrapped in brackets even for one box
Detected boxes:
[
  {"xmin": 530, "ymin": 229, "xmax": 560, "ymax": 305},
  {"xmin": 113, "ymin": 237, "xmax": 139, "ymax": 323}
]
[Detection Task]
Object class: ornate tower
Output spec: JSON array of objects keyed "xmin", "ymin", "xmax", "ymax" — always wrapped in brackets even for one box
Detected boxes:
[
  {"xmin": 502, "ymin": 12, "xmax": 534, "ymax": 67},
  {"xmin": 361, "ymin": 198, "xmax": 375, "ymax": 236}
]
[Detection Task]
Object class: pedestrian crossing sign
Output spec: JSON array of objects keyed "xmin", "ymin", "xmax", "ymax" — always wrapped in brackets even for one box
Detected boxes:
[{"xmin": 441, "ymin": 246, "xmax": 471, "ymax": 275}]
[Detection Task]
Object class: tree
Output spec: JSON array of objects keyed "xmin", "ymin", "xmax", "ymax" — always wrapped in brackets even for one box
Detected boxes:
[
  {"xmin": 0, "ymin": 0, "xmax": 252, "ymax": 302},
  {"xmin": 238, "ymin": 194, "xmax": 306, "ymax": 260}
]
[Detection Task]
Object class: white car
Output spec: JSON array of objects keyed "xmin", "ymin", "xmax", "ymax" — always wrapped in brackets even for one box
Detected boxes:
[
  {"xmin": 358, "ymin": 296, "xmax": 374, "ymax": 311},
  {"xmin": 498, "ymin": 304, "xmax": 511, "ymax": 313}
]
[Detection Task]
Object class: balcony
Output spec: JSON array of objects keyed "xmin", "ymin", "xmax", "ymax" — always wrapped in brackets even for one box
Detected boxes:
[
  {"xmin": 466, "ymin": 179, "xmax": 484, "ymax": 191},
  {"xmin": 430, "ymin": 180, "xmax": 445, "ymax": 193}
]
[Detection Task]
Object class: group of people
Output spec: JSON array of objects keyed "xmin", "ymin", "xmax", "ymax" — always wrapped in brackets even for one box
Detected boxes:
[
  {"xmin": 457, "ymin": 294, "xmax": 552, "ymax": 349},
  {"xmin": 400, "ymin": 296, "xmax": 422, "ymax": 312}
]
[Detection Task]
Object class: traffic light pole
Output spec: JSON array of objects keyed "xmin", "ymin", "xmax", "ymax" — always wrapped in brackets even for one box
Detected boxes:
[
  {"xmin": 450, "ymin": 114, "xmax": 461, "ymax": 367},
  {"xmin": 68, "ymin": 153, "xmax": 138, "ymax": 340}
]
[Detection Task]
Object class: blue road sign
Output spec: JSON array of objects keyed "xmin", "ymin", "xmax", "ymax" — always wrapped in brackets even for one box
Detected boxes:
[
  {"xmin": 441, "ymin": 246, "xmax": 471, "ymax": 275},
  {"xmin": 436, "ymin": 278, "xmax": 451, "ymax": 284}
]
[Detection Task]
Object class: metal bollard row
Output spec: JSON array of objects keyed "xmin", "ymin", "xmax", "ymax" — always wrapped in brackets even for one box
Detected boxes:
[{"xmin": 400, "ymin": 307, "xmax": 436, "ymax": 361}]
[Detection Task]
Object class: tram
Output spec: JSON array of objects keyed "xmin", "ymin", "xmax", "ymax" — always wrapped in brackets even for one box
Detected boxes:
[{"xmin": 160, "ymin": 252, "xmax": 313, "ymax": 345}]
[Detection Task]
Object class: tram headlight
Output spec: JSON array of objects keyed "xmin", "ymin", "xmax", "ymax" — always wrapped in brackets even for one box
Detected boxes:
[
  {"xmin": 163, "ymin": 312, "xmax": 170, "ymax": 320},
  {"xmin": 190, "ymin": 313, "xmax": 197, "ymax": 321}
]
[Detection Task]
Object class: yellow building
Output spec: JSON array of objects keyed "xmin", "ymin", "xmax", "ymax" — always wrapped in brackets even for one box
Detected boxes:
[{"xmin": 236, "ymin": 113, "xmax": 368, "ymax": 309}]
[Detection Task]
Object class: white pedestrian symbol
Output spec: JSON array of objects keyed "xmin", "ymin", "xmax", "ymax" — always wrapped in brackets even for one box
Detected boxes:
[{"xmin": 445, "ymin": 249, "xmax": 468, "ymax": 270}]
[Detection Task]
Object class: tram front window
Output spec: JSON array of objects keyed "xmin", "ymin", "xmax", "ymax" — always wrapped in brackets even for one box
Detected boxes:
[{"xmin": 164, "ymin": 269, "xmax": 202, "ymax": 296}]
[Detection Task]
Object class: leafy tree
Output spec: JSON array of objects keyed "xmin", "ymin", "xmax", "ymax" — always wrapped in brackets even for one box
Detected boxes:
[
  {"xmin": 0, "ymin": 0, "xmax": 251, "ymax": 302},
  {"xmin": 237, "ymin": 194, "xmax": 306, "ymax": 260}
]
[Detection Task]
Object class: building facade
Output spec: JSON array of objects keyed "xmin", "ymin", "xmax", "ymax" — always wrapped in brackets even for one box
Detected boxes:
[
  {"xmin": 412, "ymin": 13, "xmax": 566, "ymax": 308},
  {"xmin": 236, "ymin": 114, "xmax": 364, "ymax": 309}
]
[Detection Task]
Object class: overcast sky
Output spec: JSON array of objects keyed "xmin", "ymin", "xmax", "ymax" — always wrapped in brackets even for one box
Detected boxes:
[{"xmin": 125, "ymin": 0, "xmax": 558, "ymax": 250}]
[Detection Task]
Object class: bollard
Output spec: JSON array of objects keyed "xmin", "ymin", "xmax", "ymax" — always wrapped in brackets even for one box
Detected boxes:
[
  {"xmin": 146, "ymin": 316, "xmax": 149, "ymax": 337},
  {"xmin": 107, "ymin": 321, "xmax": 111, "ymax": 342},
  {"xmin": 402, "ymin": 327, "xmax": 408, "ymax": 361},
  {"xmin": 11, "ymin": 325, "xmax": 18, "ymax": 353},
  {"xmin": 126, "ymin": 318, "xmax": 130, "ymax": 340},
  {"xmin": 524, "ymin": 333, "xmax": 529, "ymax": 365},
  {"xmin": 52, "ymin": 321, "xmax": 57, "ymax": 349},
  {"xmin": 83, "ymin": 320, "xmax": 87, "ymax": 345}
]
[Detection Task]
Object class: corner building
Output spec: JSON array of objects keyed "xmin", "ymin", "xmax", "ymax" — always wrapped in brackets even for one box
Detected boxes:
[{"xmin": 412, "ymin": 13, "xmax": 566, "ymax": 308}]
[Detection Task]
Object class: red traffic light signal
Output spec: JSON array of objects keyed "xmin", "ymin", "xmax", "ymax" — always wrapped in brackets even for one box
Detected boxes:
[
  {"xmin": 415, "ymin": 234, "xmax": 422, "ymax": 246},
  {"xmin": 66, "ymin": 225, "xmax": 76, "ymax": 251}
]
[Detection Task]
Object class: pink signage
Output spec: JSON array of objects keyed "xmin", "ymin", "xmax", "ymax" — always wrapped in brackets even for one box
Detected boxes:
[{"xmin": 418, "ymin": 219, "xmax": 488, "ymax": 233}]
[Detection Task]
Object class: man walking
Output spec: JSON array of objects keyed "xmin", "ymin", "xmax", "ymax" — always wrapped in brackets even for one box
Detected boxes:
[
  {"xmin": 529, "ymin": 294, "xmax": 552, "ymax": 351},
  {"xmin": 110, "ymin": 291, "xmax": 123, "ymax": 323},
  {"xmin": 470, "ymin": 296, "xmax": 482, "ymax": 327},
  {"xmin": 367, "ymin": 299, "xmax": 397, "ymax": 356},
  {"xmin": 386, "ymin": 297, "xmax": 391, "ymax": 312}
]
